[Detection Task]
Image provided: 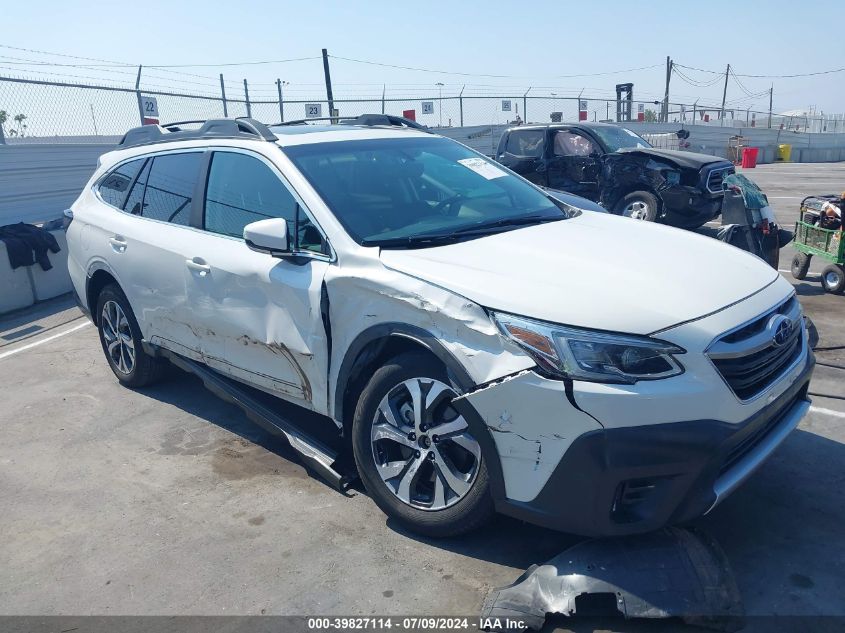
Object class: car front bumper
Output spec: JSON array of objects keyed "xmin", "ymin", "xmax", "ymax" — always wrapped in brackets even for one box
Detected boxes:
[
  {"xmin": 453, "ymin": 349, "xmax": 814, "ymax": 537},
  {"xmin": 659, "ymin": 186, "xmax": 723, "ymax": 228}
]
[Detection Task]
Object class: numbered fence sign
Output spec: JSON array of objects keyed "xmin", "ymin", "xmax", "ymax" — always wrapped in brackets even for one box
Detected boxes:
[
  {"xmin": 501, "ymin": 100, "xmax": 512, "ymax": 112},
  {"xmin": 305, "ymin": 103, "xmax": 322, "ymax": 118},
  {"xmin": 579, "ymin": 100, "xmax": 587, "ymax": 112},
  {"xmin": 421, "ymin": 101, "xmax": 434, "ymax": 115},
  {"xmin": 140, "ymin": 96, "xmax": 159, "ymax": 118}
]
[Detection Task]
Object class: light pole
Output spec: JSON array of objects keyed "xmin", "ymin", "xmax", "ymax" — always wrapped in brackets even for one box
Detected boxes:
[
  {"xmin": 435, "ymin": 82, "xmax": 444, "ymax": 127},
  {"xmin": 276, "ymin": 79, "xmax": 289, "ymax": 123}
]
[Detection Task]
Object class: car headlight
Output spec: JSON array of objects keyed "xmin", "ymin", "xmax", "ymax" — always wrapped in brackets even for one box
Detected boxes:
[{"xmin": 493, "ymin": 312, "xmax": 685, "ymax": 384}]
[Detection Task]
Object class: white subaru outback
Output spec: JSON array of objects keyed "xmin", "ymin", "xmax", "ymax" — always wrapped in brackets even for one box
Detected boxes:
[{"xmin": 66, "ymin": 115, "xmax": 814, "ymax": 538}]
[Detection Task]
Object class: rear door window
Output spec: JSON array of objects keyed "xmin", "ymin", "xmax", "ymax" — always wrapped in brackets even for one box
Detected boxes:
[
  {"xmin": 504, "ymin": 130, "xmax": 545, "ymax": 157},
  {"xmin": 98, "ymin": 158, "xmax": 146, "ymax": 208},
  {"xmin": 141, "ymin": 152, "xmax": 203, "ymax": 226}
]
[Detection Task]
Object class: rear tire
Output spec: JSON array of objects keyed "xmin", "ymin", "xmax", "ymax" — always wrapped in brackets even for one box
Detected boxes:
[
  {"xmin": 95, "ymin": 284, "xmax": 165, "ymax": 387},
  {"xmin": 614, "ymin": 191, "xmax": 659, "ymax": 222},
  {"xmin": 820, "ymin": 264, "xmax": 845, "ymax": 294},
  {"xmin": 790, "ymin": 253, "xmax": 811, "ymax": 280},
  {"xmin": 351, "ymin": 351, "xmax": 494, "ymax": 538}
]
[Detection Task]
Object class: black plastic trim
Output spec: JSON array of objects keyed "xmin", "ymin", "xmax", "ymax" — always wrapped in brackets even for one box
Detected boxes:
[{"xmin": 333, "ymin": 323, "xmax": 475, "ymax": 423}]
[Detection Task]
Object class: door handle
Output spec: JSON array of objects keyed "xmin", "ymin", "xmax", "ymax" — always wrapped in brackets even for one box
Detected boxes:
[
  {"xmin": 185, "ymin": 258, "xmax": 211, "ymax": 276},
  {"xmin": 108, "ymin": 236, "xmax": 127, "ymax": 253}
]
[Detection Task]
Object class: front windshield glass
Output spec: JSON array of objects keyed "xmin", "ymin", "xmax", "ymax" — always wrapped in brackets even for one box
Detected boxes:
[
  {"xmin": 283, "ymin": 136, "xmax": 568, "ymax": 246},
  {"xmin": 590, "ymin": 126, "xmax": 652, "ymax": 152}
]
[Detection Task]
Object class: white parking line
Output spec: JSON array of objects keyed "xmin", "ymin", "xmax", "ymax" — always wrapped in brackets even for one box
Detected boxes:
[
  {"xmin": 810, "ymin": 406, "xmax": 845, "ymax": 419},
  {"xmin": 0, "ymin": 321, "xmax": 90, "ymax": 361}
]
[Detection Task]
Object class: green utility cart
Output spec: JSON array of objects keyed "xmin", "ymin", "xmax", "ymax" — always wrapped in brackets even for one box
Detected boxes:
[{"xmin": 790, "ymin": 195, "xmax": 845, "ymax": 294}]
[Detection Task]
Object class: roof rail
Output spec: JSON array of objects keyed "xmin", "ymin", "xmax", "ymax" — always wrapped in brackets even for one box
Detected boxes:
[
  {"xmin": 117, "ymin": 117, "xmax": 277, "ymax": 149},
  {"xmin": 272, "ymin": 113, "xmax": 431, "ymax": 133}
]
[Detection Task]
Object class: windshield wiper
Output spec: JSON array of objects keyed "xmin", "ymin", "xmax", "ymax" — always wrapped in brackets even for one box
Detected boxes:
[
  {"xmin": 365, "ymin": 214, "xmax": 566, "ymax": 249},
  {"xmin": 362, "ymin": 233, "xmax": 465, "ymax": 248},
  {"xmin": 448, "ymin": 213, "xmax": 565, "ymax": 235}
]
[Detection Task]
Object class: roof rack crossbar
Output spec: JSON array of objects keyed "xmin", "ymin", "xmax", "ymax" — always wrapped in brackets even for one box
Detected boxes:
[
  {"xmin": 117, "ymin": 117, "xmax": 277, "ymax": 149},
  {"xmin": 271, "ymin": 113, "xmax": 430, "ymax": 133}
]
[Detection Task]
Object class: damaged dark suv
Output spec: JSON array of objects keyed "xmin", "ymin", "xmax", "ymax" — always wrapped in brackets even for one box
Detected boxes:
[{"xmin": 496, "ymin": 123, "xmax": 735, "ymax": 229}]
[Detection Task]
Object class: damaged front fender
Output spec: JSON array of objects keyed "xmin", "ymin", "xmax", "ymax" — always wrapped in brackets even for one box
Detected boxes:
[{"xmin": 453, "ymin": 370, "xmax": 603, "ymax": 503}]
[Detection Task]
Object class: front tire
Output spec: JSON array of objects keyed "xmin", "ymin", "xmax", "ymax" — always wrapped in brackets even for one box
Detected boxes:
[
  {"xmin": 96, "ymin": 284, "xmax": 164, "ymax": 387},
  {"xmin": 351, "ymin": 351, "xmax": 493, "ymax": 537},
  {"xmin": 821, "ymin": 264, "xmax": 845, "ymax": 294},
  {"xmin": 791, "ymin": 253, "xmax": 811, "ymax": 280},
  {"xmin": 615, "ymin": 191, "xmax": 659, "ymax": 221}
]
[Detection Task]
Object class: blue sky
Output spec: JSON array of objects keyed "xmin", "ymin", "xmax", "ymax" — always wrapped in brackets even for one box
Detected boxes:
[{"xmin": 1, "ymin": 0, "xmax": 843, "ymax": 113}]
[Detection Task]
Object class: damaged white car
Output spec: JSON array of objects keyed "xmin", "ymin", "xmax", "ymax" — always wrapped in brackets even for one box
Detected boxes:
[{"xmin": 66, "ymin": 115, "xmax": 814, "ymax": 538}]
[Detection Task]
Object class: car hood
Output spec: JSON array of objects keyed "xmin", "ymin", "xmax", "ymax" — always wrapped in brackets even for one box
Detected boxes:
[
  {"xmin": 616, "ymin": 147, "xmax": 729, "ymax": 170},
  {"xmin": 379, "ymin": 213, "xmax": 779, "ymax": 334}
]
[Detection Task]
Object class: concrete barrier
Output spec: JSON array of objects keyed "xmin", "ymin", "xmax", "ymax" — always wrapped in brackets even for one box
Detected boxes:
[
  {"xmin": 29, "ymin": 231, "xmax": 72, "ymax": 302},
  {"xmin": 0, "ymin": 229, "xmax": 72, "ymax": 315},
  {"xmin": 0, "ymin": 241, "xmax": 36, "ymax": 313}
]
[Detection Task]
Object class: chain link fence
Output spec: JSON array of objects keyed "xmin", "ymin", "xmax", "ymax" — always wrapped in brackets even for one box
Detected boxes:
[{"xmin": 3, "ymin": 74, "xmax": 845, "ymax": 144}]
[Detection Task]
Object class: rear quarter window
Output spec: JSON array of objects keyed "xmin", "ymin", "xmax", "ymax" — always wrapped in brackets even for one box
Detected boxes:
[{"xmin": 97, "ymin": 158, "xmax": 145, "ymax": 208}]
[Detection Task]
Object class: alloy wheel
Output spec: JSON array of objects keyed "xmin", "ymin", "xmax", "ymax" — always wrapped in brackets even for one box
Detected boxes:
[
  {"xmin": 622, "ymin": 200, "xmax": 650, "ymax": 220},
  {"xmin": 101, "ymin": 300, "xmax": 135, "ymax": 375},
  {"xmin": 370, "ymin": 378, "xmax": 481, "ymax": 511}
]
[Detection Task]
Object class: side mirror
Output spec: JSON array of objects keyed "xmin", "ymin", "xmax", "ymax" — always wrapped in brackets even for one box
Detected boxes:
[{"xmin": 244, "ymin": 218, "xmax": 290, "ymax": 257}]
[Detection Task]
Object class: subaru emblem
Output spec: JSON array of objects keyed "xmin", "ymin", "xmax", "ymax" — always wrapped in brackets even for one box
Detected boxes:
[{"xmin": 769, "ymin": 315, "xmax": 794, "ymax": 347}]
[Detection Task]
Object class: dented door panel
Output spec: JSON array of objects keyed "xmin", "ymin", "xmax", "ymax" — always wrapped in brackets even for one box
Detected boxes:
[{"xmin": 182, "ymin": 230, "xmax": 330, "ymax": 410}]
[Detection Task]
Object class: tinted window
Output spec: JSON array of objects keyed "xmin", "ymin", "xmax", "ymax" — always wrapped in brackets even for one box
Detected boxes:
[
  {"xmin": 123, "ymin": 159, "xmax": 151, "ymax": 215},
  {"xmin": 204, "ymin": 152, "xmax": 298, "ymax": 239},
  {"xmin": 505, "ymin": 130, "xmax": 545, "ymax": 157},
  {"xmin": 99, "ymin": 159, "xmax": 145, "ymax": 208},
  {"xmin": 142, "ymin": 153, "xmax": 202, "ymax": 226}
]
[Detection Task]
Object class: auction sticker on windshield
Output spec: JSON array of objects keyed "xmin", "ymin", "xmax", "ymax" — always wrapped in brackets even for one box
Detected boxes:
[{"xmin": 458, "ymin": 157, "xmax": 507, "ymax": 180}]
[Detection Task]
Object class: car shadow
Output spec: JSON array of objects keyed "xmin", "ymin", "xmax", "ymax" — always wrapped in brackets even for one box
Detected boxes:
[
  {"xmin": 0, "ymin": 292, "xmax": 78, "ymax": 345},
  {"xmin": 135, "ymin": 366, "xmax": 327, "ymax": 476},
  {"xmin": 388, "ymin": 427, "xmax": 845, "ymax": 627},
  {"xmin": 132, "ymin": 362, "xmax": 845, "ymax": 625},
  {"xmin": 793, "ymin": 280, "xmax": 825, "ymax": 296}
]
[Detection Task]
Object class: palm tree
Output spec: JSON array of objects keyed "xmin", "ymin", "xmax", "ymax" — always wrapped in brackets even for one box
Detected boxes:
[
  {"xmin": 0, "ymin": 110, "xmax": 7, "ymax": 136},
  {"xmin": 13, "ymin": 113, "xmax": 27, "ymax": 137}
]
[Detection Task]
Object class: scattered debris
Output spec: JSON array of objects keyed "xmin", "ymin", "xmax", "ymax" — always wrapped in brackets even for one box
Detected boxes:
[{"xmin": 481, "ymin": 527, "xmax": 743, "ymax": 632}]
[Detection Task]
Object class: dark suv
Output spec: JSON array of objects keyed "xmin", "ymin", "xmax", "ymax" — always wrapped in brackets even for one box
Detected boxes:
[{"xmin": 496, "ymin": 123, "xmax": 735, "ymax": 229}]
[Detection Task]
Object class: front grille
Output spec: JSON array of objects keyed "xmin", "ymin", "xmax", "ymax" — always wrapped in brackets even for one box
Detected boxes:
[
  {"xmin": 707, "ymin": 296, "xmax": 804, "ymax": 401},
  {"xmin": 705, "ymin": 166, "xmax": 734, "ymax": 194}
]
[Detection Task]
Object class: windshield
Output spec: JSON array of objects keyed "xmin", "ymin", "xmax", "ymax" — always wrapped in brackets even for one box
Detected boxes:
[
  {"xmin": 283, "ymin": 136, "xmax": 570, "ymax": 247},
  {"xmin": 590, "ymin": 126, "xmax": 652, "ymax": 152}
]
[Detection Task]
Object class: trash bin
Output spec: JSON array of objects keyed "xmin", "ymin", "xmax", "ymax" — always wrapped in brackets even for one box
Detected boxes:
[
  {"xmin": 741, "ymin": 146, "xmax": 759, "ymax": 168},
  {"xmin": 777, "ymin": 144, "xmax": 792, "ymax": 162}
]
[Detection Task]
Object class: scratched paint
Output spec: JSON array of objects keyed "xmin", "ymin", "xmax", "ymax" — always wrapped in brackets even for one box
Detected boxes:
[{"xmin": 456, "ymin": 370, "xmax": 603, "ymax": 502}]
